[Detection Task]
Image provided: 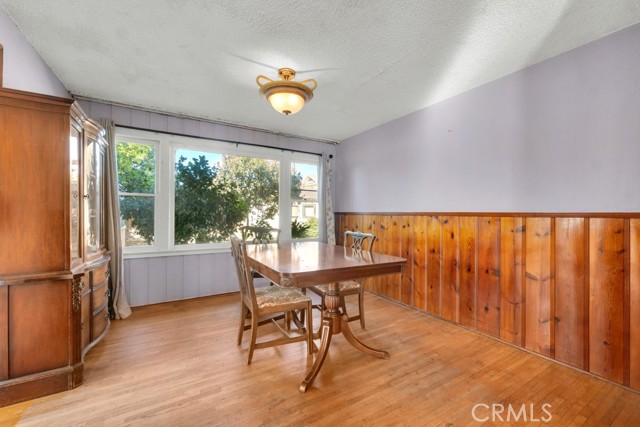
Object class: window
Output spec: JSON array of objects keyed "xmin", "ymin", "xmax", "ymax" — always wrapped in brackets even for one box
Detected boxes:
[
  {"xmin": 173, "ymin": 148, "xmax": 280, "ymax": 245},
  {"xmin": 115, "ymin": 127, "xmax": 320, "ymax": 255},
  {"xmin": 291, "ymin": 162, "xmax": 319, "ymax": 239},
  {"xmin": 116, "ymin": 138, "xmax": 158, "ymax": 248}
]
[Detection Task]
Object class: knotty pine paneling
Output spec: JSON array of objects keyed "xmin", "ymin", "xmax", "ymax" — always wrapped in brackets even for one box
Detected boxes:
[
  {"xmin": 426, "ymin": 216, "xmax": 442, "ymax": 315},
  {"xmin": 388, "ymin": 216, "xmax": 403, "ymax": 302},
  {"xmin": 477, "ymin": 217, "xmax": 501, "ymax": 337},
  {"xmin": 360, "ymin": 214, "xmax": 380, "ymax": 294},
  {"xmin": 499, "ymin": 217, "xmax": 524, "ymax": 346},
  {"xmin": 335, "ymin": 212, "xmax": 640, "ymax": 391},
  {"xmin": 554, "ymin": 218, "xmax": 587, "ymax": 369},
  {"xmin": 378, "ymin": 215, "xmax": 402, "ymax": 300},
  {"xmin": 399, "ymin": 216, "xmax": 414, "ymax": 306},
  {"xmin": 525, "ymin": 217, "xmax": 553, "ymax": 357},
  {"xmin": 458, "ymin": 217, "xmax": 477, "ymax": 328},
  {"xmin": 412, "ymin": 216, "xmax": 428, "ymax": 311},
  {"xmin": 334, "ymin": 215, "xmax": 344, "ymax": 246},
  {"xmin": 589, "ymin": 218, "xmax": 626, "ymax": 384},
  {"xmin": 441, "ymin": 216, "xmax": 458, "ymax": 322}
]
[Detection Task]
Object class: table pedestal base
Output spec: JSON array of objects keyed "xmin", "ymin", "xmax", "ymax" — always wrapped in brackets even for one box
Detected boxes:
[{"xmin": 299, "ymin": 283, "xmax": 389, "ymax": 393}]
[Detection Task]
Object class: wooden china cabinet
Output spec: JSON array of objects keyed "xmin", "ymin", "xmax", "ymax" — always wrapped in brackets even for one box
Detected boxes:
[{"xmin": 0, "ymin": 87, "xmax": 111, "ymax": 406}]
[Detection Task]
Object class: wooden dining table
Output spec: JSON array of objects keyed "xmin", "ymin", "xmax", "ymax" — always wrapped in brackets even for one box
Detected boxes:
[{"xmin": 246, "ymin": 241, "xmax": 406, "ymax": 392}]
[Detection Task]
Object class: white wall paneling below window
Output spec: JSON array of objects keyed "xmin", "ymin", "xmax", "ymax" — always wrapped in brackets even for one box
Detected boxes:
[{"xmin": 123, "ymin": 253, "xmax": 238, "ymax": 307}]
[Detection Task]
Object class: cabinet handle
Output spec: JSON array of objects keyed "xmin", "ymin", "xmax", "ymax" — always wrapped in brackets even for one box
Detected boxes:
[
  {"xmin": 105, "ymin": 288, "xmax": 111, "ymax": 298},
  {"xmin": 83, "ymin": 194, "xmax": 90, "ymax": 199},
  {"xmin": 105, "ymin": 269, "xmax": 111, "ymax": 280}
]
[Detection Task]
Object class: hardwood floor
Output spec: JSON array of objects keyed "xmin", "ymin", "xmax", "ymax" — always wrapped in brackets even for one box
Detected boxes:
[{"xmin": 1, "ymin": 292, "xmax": 639, "ymax": 426}]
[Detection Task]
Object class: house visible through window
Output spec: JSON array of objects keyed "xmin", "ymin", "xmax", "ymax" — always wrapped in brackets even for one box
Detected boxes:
[{"xmin": 291, "ymin": 162, "xmax": 319, "ymax": 239}]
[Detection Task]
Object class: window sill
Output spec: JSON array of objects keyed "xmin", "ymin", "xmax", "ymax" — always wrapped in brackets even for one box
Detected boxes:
[{"xmin": 122, "ymin": 238, "xmax": 319, "ymax": 259}]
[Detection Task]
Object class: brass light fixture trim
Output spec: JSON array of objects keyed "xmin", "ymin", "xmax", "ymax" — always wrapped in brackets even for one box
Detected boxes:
[{"xmin": 256, "ymin": 68, "xmax": 318, "ymax": 115}]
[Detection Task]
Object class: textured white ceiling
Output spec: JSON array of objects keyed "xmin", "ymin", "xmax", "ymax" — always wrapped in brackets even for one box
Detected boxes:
[{"xmin": 2, "ymin": 0, "xmax": 640, "ymax": 142}]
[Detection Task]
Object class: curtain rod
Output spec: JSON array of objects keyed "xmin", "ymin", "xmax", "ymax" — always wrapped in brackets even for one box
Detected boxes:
[{"xmin": 117, "ymin": 124, "xmax": 324, "ymax": 157}]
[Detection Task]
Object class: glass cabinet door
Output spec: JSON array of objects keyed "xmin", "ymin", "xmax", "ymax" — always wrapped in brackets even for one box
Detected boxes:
[
  {"xmin": 84, "ymin": 136, "xmax": 103, "ymax": 256},
  {"xmin": 70, "ymin": 125, "xmax": 82, "ymax": 265}
]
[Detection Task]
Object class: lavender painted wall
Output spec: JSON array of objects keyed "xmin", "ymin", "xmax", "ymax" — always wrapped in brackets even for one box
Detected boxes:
[
  {"xmin": 0, "ymin": 6, "xmax": 69, "ymax": 97},
  {"xmin": 336, "ymin": 23, "xmax": 640, "ymax": 213}
]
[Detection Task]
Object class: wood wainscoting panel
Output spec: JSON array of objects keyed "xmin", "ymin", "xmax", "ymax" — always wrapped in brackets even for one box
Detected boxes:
[
  {"xmin": 554, "ymin": 218, "xmax": 587, "ymax": 369},
  {"xmin": 426, "ymin": 216, "xmax": 442, "ymax": 315},
  {"xmin": 441, "ymin": 216, "xmax": 458, "ymax": 322},
  {"xmin": 335, "ymin": 212, "xmax": 640, "ymax": 391},
  {"xmin": 476, "ymin": 217, "xmax": 501, "ymax": 337},
  {"xmin": 631, "ymin": 219, "xmax": 640, "ymax": 389},
  {"xmin": 361, "ymin": 214, "xmax": 381, "ymax": 294},
  {"xmin": 399, "ymin": 216, "xmax": 414, "ymax": 306},
  {"xmin": 524, "ymin": 217, "xmax": 553, "ymax": 357},
  {"xmin": 589, "ymin": 218, "xmax": 625, "ymax": 384},
  {"xmin": 412, "ymin": 216, "xmax": 428, "ymax": 311},
  {"xmin": 379, "ymin": 215, "xmax": 402, "ymax": 300},
  {"xmin": 458, "ymin": 216, "xmax": 477, "ymax": 328},
  {"xmin": 499, "ymin": 217, "xmax": 525, "ymax": 346}
]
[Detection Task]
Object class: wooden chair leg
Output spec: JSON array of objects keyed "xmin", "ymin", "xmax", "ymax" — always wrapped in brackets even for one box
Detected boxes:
[
  {"xmin": 359, "ymin": 289, "xmax": 365, "ymax": 329},
  {"xmin": 247, "ymin": 313, "xmax": 258, "ymax": 365},
  {"xmin": 237, "ymin": 303, "xmax": 248, "ymax": 345}
]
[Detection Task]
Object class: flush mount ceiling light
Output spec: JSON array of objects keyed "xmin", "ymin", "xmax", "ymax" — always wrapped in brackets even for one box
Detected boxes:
[{"xmin": 256, "ymin": 68, "xmax": 317, "ymax": 115}]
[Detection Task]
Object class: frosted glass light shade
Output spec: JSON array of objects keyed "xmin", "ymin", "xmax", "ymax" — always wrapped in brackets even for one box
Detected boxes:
[
  {"xmin": 268, "ymin": 92, "xmax": 305, "ymax": 115},
  {"xmin": 256, "ymin": 68, "xmax": 317, "ymax": 116}
]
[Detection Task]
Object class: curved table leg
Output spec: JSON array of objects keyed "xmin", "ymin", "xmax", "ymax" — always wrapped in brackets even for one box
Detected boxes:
[
  {"xmin": 340, "ymin": 314, "xmax": 389, "ymax": 359},
  {"xmin": 300, "ymin": 317, "xmax": 332, "ymax": 392}
]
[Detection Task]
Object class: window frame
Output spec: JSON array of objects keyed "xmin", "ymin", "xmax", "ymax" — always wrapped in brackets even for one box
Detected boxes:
[
  {"xmin": 115, "ymin": 127, "xmax": 321, "ymax": 257},
  {"xmin": 290, "ymin": 160, "xmax": 321, "ymax": 242},
  {"xmin": 115, "ymin": 134, "xmax": 160, "ymax": 255}
]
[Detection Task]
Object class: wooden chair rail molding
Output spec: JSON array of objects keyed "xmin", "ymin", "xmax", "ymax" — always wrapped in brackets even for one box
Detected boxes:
[{"xmin": 334, "ymin": 212, "xmax": 640, "ymax": 391}]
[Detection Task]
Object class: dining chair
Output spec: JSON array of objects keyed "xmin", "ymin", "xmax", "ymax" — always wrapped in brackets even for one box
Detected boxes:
[
  {"xmin": 230, "ymin": 236, "xmax": 313, "ymax": 364},
  {"xmin": 240, "ymin": 225, "xmax": 281, "ymax": 286},
  {"xmin": 308, "ymin": 230, "xmax": 376, "ymax": 329}
]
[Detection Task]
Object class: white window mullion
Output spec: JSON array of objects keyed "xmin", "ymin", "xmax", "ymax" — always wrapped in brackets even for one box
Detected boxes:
[
  {"xmin": 279, "ymin": 158, "xmax": 292, "ymax": 242},
  {"xmin": 156, "ymin": 134, "xmax": 172, "ymax": 252}
]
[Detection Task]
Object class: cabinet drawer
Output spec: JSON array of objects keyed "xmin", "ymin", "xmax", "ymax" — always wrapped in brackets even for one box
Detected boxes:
[
  {"xmin": 91, "ymin": 263, "xmax": 109, "ymax": 285},
  {"xmin": 92, "ymin": 280, "xmax": 110, "ymax": 313},
  {"xmin": 91, "ymin": 307, "xmax": 110, "ymax": 342}
]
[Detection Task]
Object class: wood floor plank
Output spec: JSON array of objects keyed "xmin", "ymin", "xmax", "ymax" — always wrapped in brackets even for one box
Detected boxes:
[{"xmin": 1, "ymin": 293, "xmax": 639, "ymax": 426}]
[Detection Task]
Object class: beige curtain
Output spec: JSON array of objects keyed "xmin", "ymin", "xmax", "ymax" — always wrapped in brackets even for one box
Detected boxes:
[
  {"xmin": 320, "ymin": 153, "xmax": 336, "ymax": 244},
  {"xmin": 99, "ymin": 118, "xmax": 132, "ymax": 319}
]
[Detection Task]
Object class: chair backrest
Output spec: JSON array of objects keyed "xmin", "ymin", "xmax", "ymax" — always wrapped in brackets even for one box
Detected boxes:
[
  {"xmin": 240, "ymin": 225, "xmax": 281, "ymax": 244},
  {"xmin": 344, "ymin": 230, "xmax": 376, "ymax": 252},
  {"xmin": 230, "ymin": 236, "xmax": 257, "ymax": 310}
]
